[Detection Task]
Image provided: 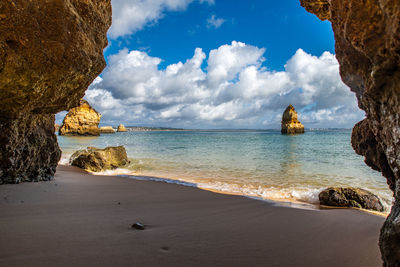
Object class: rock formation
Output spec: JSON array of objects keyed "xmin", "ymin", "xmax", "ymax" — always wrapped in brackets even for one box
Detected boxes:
[
  {"xmin": 70, "ymin": 146, "xmax": 129, "ymax": 172},
  {"xmin": 281, "ymin": 105, "xmax": 305, "ymax": 134},
  {"xmin": 319, "ymin": 187, "xmax": 385, "ymax": 212},
  {"xmin": 59, "ymin": 99, "xmax": 101, "ymax": 136},
  {"xmin": 0, "ymin": 1, "xmax": 111, "ymax": 183},
  {"xmin": 117, "ymin": 124, "xmax": 128, "ymax": 132},
  {"xmin": 300, "ymin": 0, "xmax": 400, "ymax": 264},
  {"xmin": 54, "ymin": 124, "xmax": 60, "ymax": 132},
  {"xmin": 100, "ymin": 126, "xmax": 116, "ymax": 134}
]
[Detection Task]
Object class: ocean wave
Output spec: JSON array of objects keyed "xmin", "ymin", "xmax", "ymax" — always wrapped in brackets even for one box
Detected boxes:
[{"xmin": 195, "ymin": 181, "xmax": 324, "ymax": 204}]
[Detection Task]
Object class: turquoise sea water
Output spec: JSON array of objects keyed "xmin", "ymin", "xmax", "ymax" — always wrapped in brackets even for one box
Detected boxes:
[{"xmin": 57, "ymin": 129, "xmax": 393, "ymax": 209}]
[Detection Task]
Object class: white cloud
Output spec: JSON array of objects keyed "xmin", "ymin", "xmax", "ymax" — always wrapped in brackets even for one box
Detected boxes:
[
  {"xmin": 109, "ymin": 0, "xmax": 214, "ymax": 38},
  {"xmin": 73, "ymin": 42, "xmax": 364, "ymax": 129},
  {"xmin": 206, "ymin": 14, "xmax": 226, "ymax": 29}
]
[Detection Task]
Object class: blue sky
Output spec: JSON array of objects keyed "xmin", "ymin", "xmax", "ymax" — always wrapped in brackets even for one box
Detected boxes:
[
  {"xmin": 106, "ymin": 0, "xmax": 335, "ymax": 71},
  {"xmin": 57, "ymin": 0, "xmax": 364, "ymax": 129}
]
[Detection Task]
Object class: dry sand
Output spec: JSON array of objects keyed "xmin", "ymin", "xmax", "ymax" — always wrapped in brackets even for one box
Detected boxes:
[{"xmin": 0, "ymin": 165, "xmax": 385, "ymax": 266}]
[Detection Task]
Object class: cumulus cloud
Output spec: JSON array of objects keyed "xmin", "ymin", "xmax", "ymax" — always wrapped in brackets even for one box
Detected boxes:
[
  {"xmin": 109, "ymin": 0, "xmax": 214, "ymax": 38},
  {"xmin": 206, "ymin": 14, "xmax": 226, "ymax": 29},
  {"xmin": 78, "ymin": 41, "xmax": 364, "ymax": 128}
]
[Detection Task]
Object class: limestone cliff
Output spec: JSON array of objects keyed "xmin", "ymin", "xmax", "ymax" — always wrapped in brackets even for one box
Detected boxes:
[
  {"xmin": 300, "ymin": 0, "xmax": 400, "ymax": 265},
  {"xmin": 281, "ymin": 105, "xmax": 305, "ymax": 134},
  {"xmin": 59, "ymin": 99, "xmax": 101, "ymax": 136},
  {"xmin": 117, "ymin": 124, "xmax": 128, "ymax": 132},
  {"xmin": 0, "ymin": 1, "xmax": 112, "ymax": 183}
]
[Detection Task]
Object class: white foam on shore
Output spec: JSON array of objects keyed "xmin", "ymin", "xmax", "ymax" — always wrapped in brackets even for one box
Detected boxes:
[
  {"xmin": 59, "ymin": 153, "xmax": 72, "ymax": 165},
  {"xmin": 195, "ymin": 181, "xmax": 324, "ymax": 205},
  {"xmin": 93, "ymin": 168, "xmax": 134, "ymax": 176}
]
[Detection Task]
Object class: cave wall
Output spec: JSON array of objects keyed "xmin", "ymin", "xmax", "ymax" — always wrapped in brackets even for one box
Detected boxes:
[
  {"xmin": 0, "ymin": 0, "xmax": 112, "ymax": 183},
  {"xmin": 300, "ymin": 0, "xmax": 400, "ymax": 265}
]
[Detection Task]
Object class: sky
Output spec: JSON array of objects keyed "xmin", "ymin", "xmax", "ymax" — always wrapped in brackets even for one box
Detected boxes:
[{"xmin": 56, "ymin": 0, "xmax": 365, "ymax": 129}]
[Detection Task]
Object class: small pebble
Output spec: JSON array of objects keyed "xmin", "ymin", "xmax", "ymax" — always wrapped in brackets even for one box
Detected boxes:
[{"xmin": 131, "ymin": 222, "xmax": 145, "ymax": 230}]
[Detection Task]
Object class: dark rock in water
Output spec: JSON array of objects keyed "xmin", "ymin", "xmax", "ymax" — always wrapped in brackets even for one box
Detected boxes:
[
  {"xmin": 70, "ymin": 146, "xmax": 129, "ymax": 172},
  {"xmin": 300, "ymin": 0, "xmax": 400, "ymax": 264},
  {"xmin": 319, "ymin": 187, "xmax": 385, "ymax": 212},
  {"xmin": 131, "ymin": 222, "xmax": 145, "ymax": 230},
  {"xmin": 0, "ymin": 1, "xmax": 112, "ymax": 184}
]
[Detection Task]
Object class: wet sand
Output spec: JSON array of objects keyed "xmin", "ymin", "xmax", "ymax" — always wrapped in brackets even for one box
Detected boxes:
[{"xmin": 0, "ymin": 165, "xmax": 384, "ymax": 266}]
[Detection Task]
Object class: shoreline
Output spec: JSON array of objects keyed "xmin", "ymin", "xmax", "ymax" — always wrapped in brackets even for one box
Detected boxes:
[
  {"xmin": 86, "ymin": 164, "xmax": 390, "ymax": 217},
  {"xmin": 0, "ymin": 165, "xmax": 385, "ymax": 266}
]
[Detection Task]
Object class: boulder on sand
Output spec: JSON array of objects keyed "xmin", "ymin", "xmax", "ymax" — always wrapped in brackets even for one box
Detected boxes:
[
  {"xmin": 319, "ymin": 187, "xmax": 385, "ymax": 212},
  {"xmin": 70, "ymin": 146, "xmax": 129, "ymax": 172}
]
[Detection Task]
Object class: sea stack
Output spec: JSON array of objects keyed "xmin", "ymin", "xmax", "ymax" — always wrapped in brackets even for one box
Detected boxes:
[
  {"xmin": 281, "ymin": 105, "xmax": 304, "ymax": 134},
  {"xmin": 117, "ymin": 124, "xmax": 128, "ymax": 132},
  {"xmin": 59, "ymin": 99, "xmax": 101, "ymax": 136}
]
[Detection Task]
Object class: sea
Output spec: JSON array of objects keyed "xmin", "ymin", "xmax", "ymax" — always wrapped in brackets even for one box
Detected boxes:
[{"xmin": 57, "ymin": 129, "xmax": 393, "ymax": 211}]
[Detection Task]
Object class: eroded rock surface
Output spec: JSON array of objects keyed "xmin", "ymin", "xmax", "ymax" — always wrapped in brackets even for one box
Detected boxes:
[
  {"xmin": 70, "ymin": 146, "xmax": 129, "ymax": 172},
  {"xmin": 100, "ymin": 126, "xmax": 116, "ymax": 134},
  {"xmin": 319, "ymin": 187, "xmax": 385, "ymax": 212},
  {"xmin": 117, "ymin": 124, "xmax": 128, "ymax": 132},
  {"xmin": 300, "ymin": 0, "xmax": 400, "ymax": 264},
  {"xmin": 0, "ymin": 1, "xmax": 111, "ymax": 183},
  {"xmin": 59, "ymin": 99, "xmax": 101, "ymax": 136},
  {"xmin": 281, "ymin": 105, "xmax": 305, "ymax": 134},
  {"xmin": 0, "ymin": 114, "xmax": 61, "ymax": 184}
]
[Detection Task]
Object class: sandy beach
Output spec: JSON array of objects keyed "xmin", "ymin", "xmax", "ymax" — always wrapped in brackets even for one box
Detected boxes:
[{"xmin": 0, "ymin": 165, "xmax": 384, "ymax": 267}]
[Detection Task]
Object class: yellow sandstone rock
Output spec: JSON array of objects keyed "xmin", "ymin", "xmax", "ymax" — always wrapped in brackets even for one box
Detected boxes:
[
  {"xmin": 59, "ymin": 100, "xmax": 101, "ymax": 136},
  {"xmin": 117, "ymin": 124, "xmax": 128, "ymax": 132},
  {"xmin": 281, "ymin": 105, "xmax": 305, "ymax": 134},
  {"xmin": 100, "ymin": 126, "xmax": 116, "ymax": 134},
  {"xmin": 70, "ymin": 146, "xmax": 129, "ymax": 172}
]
